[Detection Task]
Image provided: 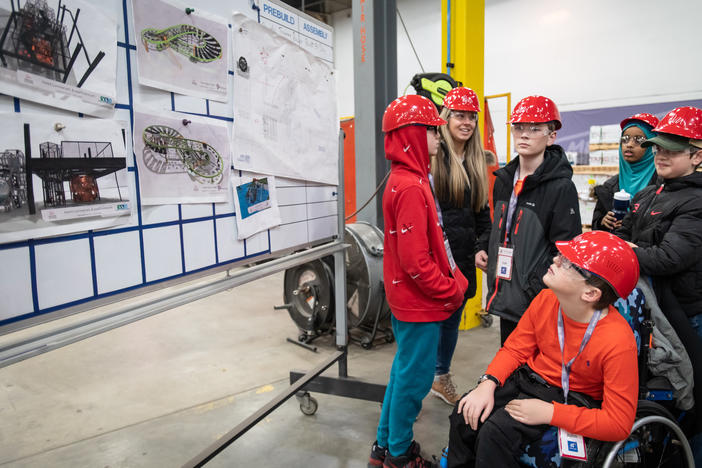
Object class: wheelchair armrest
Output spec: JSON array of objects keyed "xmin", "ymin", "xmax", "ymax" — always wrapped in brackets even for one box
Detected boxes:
[{"xmin": 645, "ymin": 376, "xmax": 673, "ymax": 391}]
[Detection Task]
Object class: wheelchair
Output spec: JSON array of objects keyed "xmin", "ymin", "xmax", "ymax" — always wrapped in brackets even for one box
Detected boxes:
[{"xmin": 518, "ymin": 279, "xmax": 695, "ymax": 468}]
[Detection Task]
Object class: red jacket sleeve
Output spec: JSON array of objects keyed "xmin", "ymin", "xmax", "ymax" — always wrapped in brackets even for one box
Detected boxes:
[{"xmin": 393, "ymin": 186, "xmax": 463, "ymax": 302}]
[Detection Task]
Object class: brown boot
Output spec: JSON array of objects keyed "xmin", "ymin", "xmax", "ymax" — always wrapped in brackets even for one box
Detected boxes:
[{"xmin": 430, "ymin": 373, "xmax": 459, "ymax": 405}]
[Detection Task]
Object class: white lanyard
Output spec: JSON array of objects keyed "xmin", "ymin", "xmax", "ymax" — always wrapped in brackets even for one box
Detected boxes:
[
  {"xmin": 557, "ymin": 307, "xmax": 601, "ymax": 404},
  {"xmin": 428, "ymin": 173, "xmax": 457, "ymax": 272}
]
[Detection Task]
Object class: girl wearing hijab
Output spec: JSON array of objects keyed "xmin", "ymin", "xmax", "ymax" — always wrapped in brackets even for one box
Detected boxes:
[
  {"xmin": 429, "ymin": 87, "xmax": 491, "ymax": 406},
  {"xmin": 592, "ymin": 113, "xmax": 659, "ymax": 231}
]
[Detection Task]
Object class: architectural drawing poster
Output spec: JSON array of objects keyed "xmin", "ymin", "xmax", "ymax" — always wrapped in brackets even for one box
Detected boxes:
[
  {"xmin": 232, "ymin": 172, "xmax": 280, "ymax": 240},
  {"xmin": 133, "ymin": 109, "xmax": 231, "ymax": 205},
  {"xmin": 0, "ymin": 0, "xmax": 117, "ymax": 117},
  {"xmin": 0, "ymin": 112, "xmax": 133, "ymax": 244},
  {"xmin": 231, "ymin": 13, "xmax": 338, "ymax": 185},
  {"xmin": 132, "ymin": 0, "xmax": 229, "ymax": 102}
]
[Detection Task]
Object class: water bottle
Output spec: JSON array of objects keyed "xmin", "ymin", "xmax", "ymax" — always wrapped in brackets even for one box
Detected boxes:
[
  {"xmin": 612, "ymin": 189, "xmax": 631, "ymax": 221},
  {"xmin": 440, "ymin": 446, "xmax": 448, "ymax": 468}
]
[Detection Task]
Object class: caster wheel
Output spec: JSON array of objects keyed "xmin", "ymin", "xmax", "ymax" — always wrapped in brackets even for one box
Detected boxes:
[
  {"xmin": 361, "ymin": 339, "xmax": 373, "ymax": 350},
  {"xmin": 480, "ymin": 314, "xmax": 493, "ymax": 328},
  {"xmin": 384, "ymin": 333, "xmax": 395, "ymax": 343},
  {"xmin": 299, "ymin": 395, "xmax": 318, "ymax": 416},
  {"xmin": 298, "ymin": 334, "xmax": 308, "ymax": 343}
]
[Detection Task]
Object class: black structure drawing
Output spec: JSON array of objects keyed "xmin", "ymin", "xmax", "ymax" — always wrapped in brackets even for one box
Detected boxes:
[
  {"xmin": 0, "ymin": 149, "xmax": 27, "ymax": 212},
  {"xmin": 0, "ymin": 0, "xmax": 105, "ymax": 87},
  {"xmin": 21, "ymin": 123, "xmax": 126, "ymax": 215}
]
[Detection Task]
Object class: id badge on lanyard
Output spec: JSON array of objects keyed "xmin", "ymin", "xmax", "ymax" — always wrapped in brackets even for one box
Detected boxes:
[
  {"xmin": 558, "ymin": 429, "xmax": 587, "ymax": 461},
  {"xmin": 556, "ymin": 307, "xmax": 601, "ymax": 461},
  {"xmin": 496, "ymin": 245, "xmax": 513, "ymax": 280},
  {"xmin": 497, "ymin": 169, "xmax": 520, "ymax": 281}
]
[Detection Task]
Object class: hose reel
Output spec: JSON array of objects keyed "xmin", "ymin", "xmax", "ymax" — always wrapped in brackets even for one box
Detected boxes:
[{"xmin": 281, "ymin": 222, "xmax": 393, "ymax": 349}]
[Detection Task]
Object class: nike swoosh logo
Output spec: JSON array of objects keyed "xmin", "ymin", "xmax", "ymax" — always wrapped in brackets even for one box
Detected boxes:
[
  {"xmin": 403, "ymin": 145, "xmax": 410, "ymax": 152},
  {"xmin": 650, "ymin": 211, "xmax": 662, "ymax": 216},
  {"xmin": 391, "ymin": 187, "xmax": 397, "ymax": 192},
  {"xmin": 389, "ymin": 230, "xmax": 397, "ymax": 234},
  {"xmin": 392, "ymin": 279, "xmax": 402, "ymax": 284},
  {"xmin": 410, "ymin": 273, "xmax": 420, "ymax": 279},
  {"xmin": 401, "ymin": 228, "xmax": 408, "ymax": 234}
]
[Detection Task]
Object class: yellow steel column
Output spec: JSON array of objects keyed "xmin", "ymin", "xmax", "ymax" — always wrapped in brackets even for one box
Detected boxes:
[{"xmin": 442, "ymin": 0, "xmax": 486, "ymax": 330}]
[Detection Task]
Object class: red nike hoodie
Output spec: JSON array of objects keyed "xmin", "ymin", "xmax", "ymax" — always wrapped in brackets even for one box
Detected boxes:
[{"xmin": 382, "ymin": 125, "xmax": 468, "ymax": 322}]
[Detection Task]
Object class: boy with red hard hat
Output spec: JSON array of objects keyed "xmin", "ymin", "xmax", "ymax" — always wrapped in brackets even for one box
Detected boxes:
[
  {"xmin": 478, "ymin": 95, "xmax": 581, "ymax": 345},
  {"xmin": 369, "ymin": 94, "xmax": 468, "ymax": 468},
  {"xmin": 616, "ymin": 105, "xmax": 702, "ymax": 465},
  {"xmin": 447, "ymin": 231, "xmax": 639, "ymax": 467}
]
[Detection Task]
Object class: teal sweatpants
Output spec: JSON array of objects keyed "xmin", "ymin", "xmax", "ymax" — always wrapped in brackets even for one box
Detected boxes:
[{"xmin": 376, "ymin": 315, "xmax": 441, "ymax": 456}]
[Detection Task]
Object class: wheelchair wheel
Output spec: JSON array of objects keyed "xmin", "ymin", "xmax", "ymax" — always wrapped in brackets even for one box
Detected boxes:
[{"xmin": 601, "ymin": 401, "xmax": 694, "ymax": 468}]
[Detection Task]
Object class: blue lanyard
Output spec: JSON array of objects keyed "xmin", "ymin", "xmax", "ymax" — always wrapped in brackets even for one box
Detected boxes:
[{"xmin": 557, "ymin": 307, "xmax": 601, "ymax": 404}]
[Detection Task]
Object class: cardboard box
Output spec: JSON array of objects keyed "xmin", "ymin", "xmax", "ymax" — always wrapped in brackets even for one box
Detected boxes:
[
  {"xmin": 601, "ymin": 124, "xmax": 621, "ymax": 144},
  {"xmin": 589, "ymin": 125, "xmax": 602, "ymax": 145}
]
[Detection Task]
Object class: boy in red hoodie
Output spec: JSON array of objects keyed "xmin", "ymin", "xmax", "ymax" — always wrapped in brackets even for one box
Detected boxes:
[{"xmin": 369, "ymin": 95, "xmax": 468, "ymax": 468}]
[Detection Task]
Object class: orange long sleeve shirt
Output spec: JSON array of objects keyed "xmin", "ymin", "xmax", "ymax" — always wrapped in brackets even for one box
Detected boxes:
[{"xmin": 486, "ymin": 289, "xmax": 638, "ymax": 441}]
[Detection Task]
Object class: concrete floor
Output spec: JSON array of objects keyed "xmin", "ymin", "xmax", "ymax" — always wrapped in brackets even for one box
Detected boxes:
[{"xmin": 0, "ymin": 271, "xmax": 499, "ymax": 467}]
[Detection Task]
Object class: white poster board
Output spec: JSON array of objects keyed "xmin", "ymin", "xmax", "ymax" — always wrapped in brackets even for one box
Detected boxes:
[
  {"xmin": 231, "ymin": 12, "xmax": 338, "ymax": 185},
  {"xmin": 0, "ymin": 0, "xmax": 118, "ymax": 117},
  {"xmin": 132, "ymin": 0, "xmax": 229, "ymax": 102},
  {"xmin": 0, "ymin": 112, "xmax": 133, "ymax": 244},
  {"xmin": 133, "ymin": 109, "xmax": 231, "ymax": 205}
]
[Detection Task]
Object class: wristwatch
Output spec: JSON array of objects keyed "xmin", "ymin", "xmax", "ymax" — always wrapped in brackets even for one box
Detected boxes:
[{"xmin": 478, "ymin": 374, "xmax": 501, "ymax": 387}]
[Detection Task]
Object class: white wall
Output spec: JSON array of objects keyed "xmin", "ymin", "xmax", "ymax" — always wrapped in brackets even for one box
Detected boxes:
[
  {"xmin": 332, "ymin": 0, "xmax": 442, "ymax": 117},
  {"xmin": 332, "ymin": 0, "xmax": 702, "ymax": 118}
]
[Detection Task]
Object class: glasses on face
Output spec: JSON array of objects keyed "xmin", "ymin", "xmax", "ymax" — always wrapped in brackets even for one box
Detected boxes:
[
  {"xmin": 620, "ymin": 135, "xmax": 647, "ymax": 146},
  {"xmin": 426, "ymin": 126, "xmax": 439, "ymax": 134},
  {"xmin": 653, "ymin": 145, "xmax": 698, "ymax": 158},
  {"xmin": 450, "ymin": 111, "xmax": 478, "ymax": 122},
  {"xmin": 510, "ymin": 124, "xmax": 551, "ymax": 137},
  {"xmin": 557, "ymin": 253, "xmax": 591, "ymax": 279}
]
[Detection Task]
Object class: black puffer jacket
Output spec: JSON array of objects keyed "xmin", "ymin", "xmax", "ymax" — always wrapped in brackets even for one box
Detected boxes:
[
  {"xmin": 436, "ymin": 142, "xmax": 491, "ymax": 299},
  {"xmin": 592, "ymin": 173, "xmax": 658, "ymax": 231},
  {"xmin": 617, "ymin": 172, "xmax": 702, "ymax": 317},
  {"xmin": 481, "ymin": 145, "xmax": 582, "ymax": 322}
]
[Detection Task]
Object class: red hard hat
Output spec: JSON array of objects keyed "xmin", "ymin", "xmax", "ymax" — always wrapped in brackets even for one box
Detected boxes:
[
  {"xmin": 620, "ymin": 113, "xmax": 659, "ymax": 130},
  {"xmin": 382, "ymin": 94, "xmax": 447, "ymax": 132},
  {"xmin": 510, "ymin": 95, "xmax": 561, "ymax": 130},
  {"xmin": 443, "ymin": 87, "xmax": 481, "ymax": 112},
  {"xmin": 652, "ymin": 106, "xmax": 702, "ymax": 140},
  {"xmin": 556, "ymin": 231, "xmax": 640, "ymax": 298}
]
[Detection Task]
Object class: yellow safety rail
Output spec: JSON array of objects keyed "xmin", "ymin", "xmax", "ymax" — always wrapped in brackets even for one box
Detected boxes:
[{"xmin": 485, "ymin": 92, "xmax": 512, "ymax": 163}]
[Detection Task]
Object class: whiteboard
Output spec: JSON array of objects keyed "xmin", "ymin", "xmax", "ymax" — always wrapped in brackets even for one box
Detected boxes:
[{"xmin": 0, "ymin": 0, "xmax": 338, "ymax": 327}]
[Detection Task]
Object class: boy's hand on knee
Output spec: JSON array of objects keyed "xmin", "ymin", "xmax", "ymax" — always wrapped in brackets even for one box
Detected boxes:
[
  {"xmin": 457, "ymin": 381, "xmax": 496, "ymax": 431},
  {"xmin": 505, "ymin": 398, "xmax": 554, "ymax": 426}
]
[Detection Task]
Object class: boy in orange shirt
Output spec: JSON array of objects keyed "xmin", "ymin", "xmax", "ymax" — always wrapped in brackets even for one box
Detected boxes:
[{"xmin": 446, "ymin": 231, "xmax": 639, "ymax": 467}]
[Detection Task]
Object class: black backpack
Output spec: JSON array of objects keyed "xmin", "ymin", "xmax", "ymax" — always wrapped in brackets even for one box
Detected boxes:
[{"xmin": 410, "ymin": 72, "xmax": 461, "ymax": 109}]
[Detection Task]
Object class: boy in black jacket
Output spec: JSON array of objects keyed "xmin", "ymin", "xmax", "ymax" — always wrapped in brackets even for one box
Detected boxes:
[
  {"xmin": 616, "ymin": 106, "xmax": 702, "ymax": 466},
  {"xmin": 480, "ymin": 96, "xmax": 581, "ymax": 344}
]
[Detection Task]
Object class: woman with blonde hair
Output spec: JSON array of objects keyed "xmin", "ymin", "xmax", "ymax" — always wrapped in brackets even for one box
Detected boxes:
[{"xmin": 430, "ymin": 87, "xmax": 491, "ymax": 405}]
